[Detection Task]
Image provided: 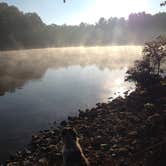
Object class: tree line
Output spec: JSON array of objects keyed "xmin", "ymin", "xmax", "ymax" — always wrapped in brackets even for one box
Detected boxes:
[{"xmin": 1, "ymin": 3, "xmax": 166, "ymax": 50}]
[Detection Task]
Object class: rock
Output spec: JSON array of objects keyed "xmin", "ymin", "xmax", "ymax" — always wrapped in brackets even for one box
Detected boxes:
[
  {"xmin": 60, "ymin": 120, "xmax": 67, "ymax": 126},
  {"xmin": 111, "ymin": 153, "xmax": 116, "ymax": 157},
  {"xmin": 48, "ymin": 144, "xmax": 57, "ymax": 151},
  {"xmin": 24, "ymin": 149, "xmax": 31, "ymax": 155},
  {"xmin": 112, "ymin": 144, "xmax": 118, "ymax": 148},
  {"xmin": 100, "ymin": 144, "xmax": 110, "ymax": 151},
  {"xmin": 96, "ymin": 103, "xmax": 102, "ymax": 108},
  {"xmin": 128, "ymin": 131, "xmax": 138, "ymax": 137},
  {"xmin": 38, "ymin": 158, "xmax": 48, "ymax": 165},
  {"xmin": 68, "ymin": 116, "xmax": 77, "ymax": 121},
  {"xmin": 131, "ymin": 140, "xmax": 137, "ymax": 145},
  {"xmin": 7, "ymin": 162, "xmax": 19, "ymax": 166},
  {"xmin": 144, "ymin": 103, "xmax": 155, "ymax": 112},
  {"xmin": 117, "ymin": 147, "xmax": 129, "ymax": 156},
  {"xmin": 147, "ymin": 113, "xmax": 161, "ymax": 125},
  {"xmin": 32, "ymin": 135, "xmax": 38, "ymax": 140},
  {"xmin": 22, "ymin": 160, "xmax": 31, "ymax": 165}
]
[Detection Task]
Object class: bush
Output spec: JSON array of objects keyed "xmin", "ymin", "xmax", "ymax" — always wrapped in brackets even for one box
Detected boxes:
[{"xmin": 126, "ymin": 36, "xmax": 166, "ymax": 88}]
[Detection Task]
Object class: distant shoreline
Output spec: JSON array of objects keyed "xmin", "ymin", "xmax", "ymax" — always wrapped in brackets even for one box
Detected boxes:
[{"xmin": 0, "ymin": 44, "xmax": 143, "ymax": 52}]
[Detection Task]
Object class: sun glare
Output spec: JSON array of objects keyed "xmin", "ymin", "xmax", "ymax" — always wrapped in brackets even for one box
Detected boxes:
[
  {"xmin": 94, "ymin": 0, "xmax": 148, "ymax": 18},
  {"xmin": 74, "ymin": 0, "xmax": 148, "ymax": 24}
]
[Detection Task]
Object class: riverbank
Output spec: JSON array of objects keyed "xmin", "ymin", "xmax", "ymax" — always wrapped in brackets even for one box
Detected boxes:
[{"xmin": 5, "ymin": 78, "xmax": 166, "ymax": 166}]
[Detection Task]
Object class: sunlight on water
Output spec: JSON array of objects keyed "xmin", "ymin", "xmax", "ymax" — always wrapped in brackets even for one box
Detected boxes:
[{"xmin": 0, "ymin": 46, "xmax": 142, "ymax": 161}]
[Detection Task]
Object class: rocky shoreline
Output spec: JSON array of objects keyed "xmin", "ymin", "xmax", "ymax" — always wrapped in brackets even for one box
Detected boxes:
[{"xmin": 4, "ymin": 81, "xmax": 166, "ymax": 166}]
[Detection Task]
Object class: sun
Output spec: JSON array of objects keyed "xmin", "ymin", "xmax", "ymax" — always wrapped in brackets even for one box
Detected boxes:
[
  {"xmin": 71, "ymin": 0, "xmax": 148, "ymax": 25},
  {"xmin": 92, "ymin": 0, "xmax": 148, "ymax": 19}
]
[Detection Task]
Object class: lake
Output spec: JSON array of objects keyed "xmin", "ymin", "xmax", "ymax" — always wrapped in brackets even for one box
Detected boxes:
[{"xmin": 0, "ymin": 46, "xmax": 142, "ymax": 162}]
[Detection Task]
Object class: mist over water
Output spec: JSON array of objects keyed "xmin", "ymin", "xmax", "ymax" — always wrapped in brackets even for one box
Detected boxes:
[{"xmin": 0, "ymin": 46, "xmax": 142, "ymax": 162}]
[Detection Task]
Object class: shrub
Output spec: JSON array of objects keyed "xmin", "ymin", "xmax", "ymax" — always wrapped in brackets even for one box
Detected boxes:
[{"xmin": 126, "ymin": 36, "xmax": 166, "ymax": 88}]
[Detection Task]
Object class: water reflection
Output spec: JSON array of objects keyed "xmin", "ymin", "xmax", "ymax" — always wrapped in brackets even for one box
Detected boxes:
[
  {"xmin": 0, "ymin": 46, "xmax": 142, "ymax": 96},
  {"xmin": 0, "ymin": 46, "xmax": 142, "ymax": 161}
]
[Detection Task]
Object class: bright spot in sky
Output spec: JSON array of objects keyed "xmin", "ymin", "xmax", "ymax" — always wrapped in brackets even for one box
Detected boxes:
[
  {"xmin": 99, "ymin": 0, "xmax": 146, "ymax": 16},
  {"xmin": 70, "ymin": 0, "xmax": 161, "ymax": 24},
  {"xmin": 0, "ymin": 0, "xmax": 163, "ymax": 25}
]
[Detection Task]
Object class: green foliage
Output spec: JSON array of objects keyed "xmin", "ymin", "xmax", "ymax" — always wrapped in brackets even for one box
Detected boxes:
[
  {"xmin": 0, "ymin": 3, "xmax": 46, "ymax": 49},
  {"xmin": 1, "ymin": 3, "xmax": 166, "ymax": 49},
  {"xmin": 126, "ymin": 36, "xmax": 166, "ymax": 88}
]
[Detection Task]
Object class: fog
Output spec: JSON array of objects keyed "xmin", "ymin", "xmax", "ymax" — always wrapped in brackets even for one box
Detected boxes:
[{"xmin": 0, "ymin": 46, "xmax": 142, "ymax": 96}]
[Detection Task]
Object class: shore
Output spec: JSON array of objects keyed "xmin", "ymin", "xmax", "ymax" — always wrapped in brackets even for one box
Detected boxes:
[{"xmin": 5, "ymin": 79, "xmax": 166, "ymax": 166}]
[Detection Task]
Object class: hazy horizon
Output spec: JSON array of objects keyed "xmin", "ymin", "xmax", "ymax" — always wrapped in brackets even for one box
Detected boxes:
[{"xmin": 0, "ymin": 0, "xmax": 164, "ymax": 25}]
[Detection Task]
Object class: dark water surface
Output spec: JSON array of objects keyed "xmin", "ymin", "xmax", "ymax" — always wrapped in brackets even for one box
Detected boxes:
[{"xmin": 0, "ymin": 46, "xmax": 142, "ymax": 161}]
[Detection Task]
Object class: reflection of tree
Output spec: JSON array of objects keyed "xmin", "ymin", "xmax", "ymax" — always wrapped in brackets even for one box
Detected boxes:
[
  {"xmin": 0, "ymin": 47, "xmax": 141, "ymax": 96},
  {"xmin": 0, "ymin": 55, "xmax": 46, "ymax": 96}
]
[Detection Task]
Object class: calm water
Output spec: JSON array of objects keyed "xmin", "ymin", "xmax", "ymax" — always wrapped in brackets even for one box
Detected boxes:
[{"xmin": 0, "ymin": 46, "xmax": 142, "ymax": 161}]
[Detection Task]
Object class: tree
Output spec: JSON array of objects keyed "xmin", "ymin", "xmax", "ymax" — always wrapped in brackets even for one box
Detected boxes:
[
  {"xmin": 126, "ymin": 36, "xmax": 166, "ymax": 88},
  {"xmin": 143, "ymin": 36, "xmax": 166, "ymax": 76},
  {"xmin": 1, "ymin": 2, "xmax": 166, "ymax": 49},
  {"xmin": 160, "ymin": 1, "xmax": 166, "ymax": 6}
]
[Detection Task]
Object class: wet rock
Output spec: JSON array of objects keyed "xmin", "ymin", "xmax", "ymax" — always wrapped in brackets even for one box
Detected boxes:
[
  {"xmin": 7, "ymin": 162, "xmax": 19, "ymax": 166},
  {"xmin": 60, "ymin": 120, "xmax": 67, "ymax": 126},
  {"xmin": 111, "ymin": 153, "xmax": 116, "ymax": 157},
  {"xmin": 24, "ymin": 149, "xmax": 31, "ymax": 155},
  {"xmin": 147, "ymin": 113, "xmax": 161, "ymax": 125},
  {"xmin": 68, "ymin": 116, "xmax": 77, "ymax": 121},
  {"xmin": 117, "ymin": 147, "xmax": 129, "ymax": 156},
  {"xmin": 38, "ymin": 158, "xmax": 48, "ymax": 165},
  {"xmin": 128, "ymin": 131, "xmax": 138, "ymax": 137},
  {"xmin": 100, "ymin": 144, "xmax": 110, "ymax": 151},
  {"xmin": 144, "ymin": 103, "xmax": 155, "ymax": 112},
  {"xmin": 131, "ymin": 140, "xmax": 137, "ymax": 145},
  {"xmin": 48, "ymin": 144, "xmax": 57, "ymax": 151}
]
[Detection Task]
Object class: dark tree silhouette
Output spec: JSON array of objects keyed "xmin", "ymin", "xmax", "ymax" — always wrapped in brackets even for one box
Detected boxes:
[
  {"xmin": 1, "ymin": 3, "xmax": 166, "ymax": 50},
  {"xmin": 160, "ymin": 1, "xmax": 166, "ymax": 6},
  {"xmin": 126, "ymin": 36, "xmax": 166, "ymax": 88}
]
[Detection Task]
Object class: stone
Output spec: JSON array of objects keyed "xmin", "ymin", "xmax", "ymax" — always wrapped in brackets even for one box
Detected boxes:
[
  {"xmin": 147, "ymin": 113, "xmax": 161, "ymax": 125},
  {"xmin": 60, "ymin": 120, "xmax": 67, "ymax": 126},
  {"xmin": 100, "ymin": 144, "xmax": 110, "ymax": 151},
  {"xmin": 128, "ymin": 131, "xmax": 138, "ymax": 137},
  {"xmin": 117, "ymin": 147, "xmax": 128, "ymax": 156}
]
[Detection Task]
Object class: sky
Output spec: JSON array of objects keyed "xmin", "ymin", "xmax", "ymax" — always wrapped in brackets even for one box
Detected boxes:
[{"xmin": 0, "ymin": 0, "xmax": 165, "ymax": 25}]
